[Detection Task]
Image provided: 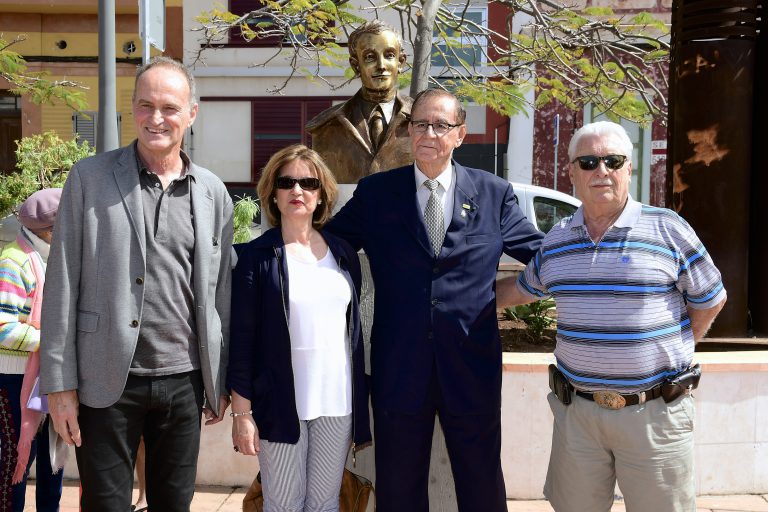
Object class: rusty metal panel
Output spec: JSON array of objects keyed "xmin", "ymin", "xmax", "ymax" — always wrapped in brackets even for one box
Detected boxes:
[
  {"xmin": 748, "ymin": 3, "xmax": 767, "ymax": 335},
  {"xmin": 668, "ymin": 1, "xmax": 757, "ymax": 337}
]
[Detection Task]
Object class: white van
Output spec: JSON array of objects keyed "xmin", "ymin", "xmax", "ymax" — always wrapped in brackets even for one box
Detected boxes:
[
  {"xmin": 511, "ymin": 182, "xmax": 581, "ymax": 233},
  {"xmin": 501, "ymin": 183, "xmax": 581, "ymax": 267}
]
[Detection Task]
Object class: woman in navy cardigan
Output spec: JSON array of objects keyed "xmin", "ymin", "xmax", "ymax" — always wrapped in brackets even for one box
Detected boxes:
[{"xmin": 228, "ymin": 144, "xmax": 371, "ymax": 511}]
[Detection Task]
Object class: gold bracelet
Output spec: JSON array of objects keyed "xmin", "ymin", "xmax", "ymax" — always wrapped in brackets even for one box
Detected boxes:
[{"xmin": 229, "ymin": 410, "xmax": 252, "ymax": 417}]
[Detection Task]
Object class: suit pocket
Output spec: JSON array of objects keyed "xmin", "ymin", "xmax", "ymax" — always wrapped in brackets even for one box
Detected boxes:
[
  {"xmin": 466, "ymin": 233, "xmax": 494, "ymax": 245},
  {"xmin": 77, "ymin": 310, "xmax": 100, "ymax": 332}
]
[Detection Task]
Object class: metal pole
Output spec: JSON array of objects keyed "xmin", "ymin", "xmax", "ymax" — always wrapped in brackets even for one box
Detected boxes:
[
  {"xmin": 97, "ymin": 0, "xmax": 119, "ymax": 153},
  {"xmin": 494, "ymin": 127, "xmax": 498, "ymax": 176},
  {"xmin": 141, "ymin": 0, "xmax": 151, "ymax": 64},
  {"xmin": 553, "ymin": 144, "xmax": 558, "ymax": 191},
  {"xmin": 553, "ymin": 114, "xmax": 560, "ymax": 191}
]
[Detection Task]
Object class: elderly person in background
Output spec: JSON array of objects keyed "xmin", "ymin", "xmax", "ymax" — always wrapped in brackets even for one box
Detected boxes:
[
  {"xmin": 228, "ymin": 144, "xmax": 371, "ymax": 511},
  {"xmin": 0, "ymin": 188, "xmax": 64, "ymax": 511},
  {"xmin": 498, "ymin": 120, "xmax": 727, "ymax": 512}
]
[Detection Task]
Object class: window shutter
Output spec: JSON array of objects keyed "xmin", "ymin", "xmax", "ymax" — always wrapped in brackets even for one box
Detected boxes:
[
  {"xmin": 250, "ymin": 98, "xmax": 332, "ymax": 181},
  {"xmin": 72, "ymin": 112, "xmax": 122, "ymax": 148},
  {"xmin": 229, "ymin": 0, "xmax": 283, "ymax": 45},
  {"xmin": 72, "ymin": 111, "xmax": 97, "ymax": 147}
]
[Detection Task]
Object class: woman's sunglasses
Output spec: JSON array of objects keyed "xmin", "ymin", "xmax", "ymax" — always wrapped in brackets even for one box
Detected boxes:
[
  {"xmin": 275, "ymin": 176, "xmax": 321, "ymax": 190},
  {"xmin": 572, "ymin": 154, "xmax": 627, "ymax": 171}
]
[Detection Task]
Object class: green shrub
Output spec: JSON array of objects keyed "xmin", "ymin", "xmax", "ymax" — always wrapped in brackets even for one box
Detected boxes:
[
  {"xmin": 504, "ymin": 298, "xmax": 557, "ymax": 340},
  {"xmin": 0, "ymin": 131, "xmax": 93, "ymax": 216}
]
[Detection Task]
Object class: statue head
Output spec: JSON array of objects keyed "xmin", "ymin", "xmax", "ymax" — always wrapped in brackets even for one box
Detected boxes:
[{"xmin": 348, "ymin": 20, "xmax": 407, "ymax": 103}]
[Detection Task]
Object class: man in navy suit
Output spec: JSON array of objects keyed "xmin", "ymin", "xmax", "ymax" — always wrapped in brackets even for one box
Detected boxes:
[{"xmin": 326, "ymin": 89, "xmax": 544, "ymax": 511}]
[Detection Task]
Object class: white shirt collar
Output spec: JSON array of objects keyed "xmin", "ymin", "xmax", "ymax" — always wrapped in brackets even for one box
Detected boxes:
[
  {"xmin": 414, "ymin": 161, "xmax": 453, "ymax": 192},
  {"xmin": 571, "ymin": 196, "xmax": 641, "ymax": 229}
]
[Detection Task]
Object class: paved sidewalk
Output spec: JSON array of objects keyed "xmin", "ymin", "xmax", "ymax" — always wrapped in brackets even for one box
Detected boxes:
[{"xmin": 24, "ymin": 481, "xmax": 768, "ymax": 511}]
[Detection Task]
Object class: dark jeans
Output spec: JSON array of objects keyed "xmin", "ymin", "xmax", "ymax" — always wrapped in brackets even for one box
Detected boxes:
[
  {"xmin": 0, "ymin": 373, "xmax": 64, "ymax": 512},
  {"xmin": 373, "ymin": 367, "xmax": 507, "ymax": 512},
  {"xmin": 75, "ymin": 371, "xmax": 204, "ymax": 512}
]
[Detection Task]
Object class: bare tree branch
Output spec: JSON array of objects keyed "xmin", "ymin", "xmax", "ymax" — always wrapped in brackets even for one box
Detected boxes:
[{"xmin": 191, "ymin": 0, "xmax": 670, "ymax": 123}]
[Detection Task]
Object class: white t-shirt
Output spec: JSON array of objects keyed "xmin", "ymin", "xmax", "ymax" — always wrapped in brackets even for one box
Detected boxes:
[{"xmin": 286, "ymin": 248, "xmax": 352, "ymax": 420}]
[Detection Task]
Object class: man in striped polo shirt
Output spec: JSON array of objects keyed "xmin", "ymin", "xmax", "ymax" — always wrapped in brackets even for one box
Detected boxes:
[{"xmin": 498, "ymin": 121, "xmax": 726, "ymax": 512}]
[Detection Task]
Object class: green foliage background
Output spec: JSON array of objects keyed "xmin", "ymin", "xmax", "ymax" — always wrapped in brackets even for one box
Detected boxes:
[{"xmin": 0, "ymin": 132, "xmax": 93, "ymax": 216}]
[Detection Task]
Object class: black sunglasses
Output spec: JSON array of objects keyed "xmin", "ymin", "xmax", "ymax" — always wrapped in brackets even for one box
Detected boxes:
[
  {"xmin": 275, "ymin": 176, "xmax": 321, "ymax": 190},
  {"xmin": 572, "ymin": 154, "xmax": 627, "ymax": 171}
]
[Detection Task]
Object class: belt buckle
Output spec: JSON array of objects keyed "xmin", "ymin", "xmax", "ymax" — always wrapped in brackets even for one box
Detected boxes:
[{"xmin": 593, "ymin": 391, "xmax": 626, "ymax": 410}]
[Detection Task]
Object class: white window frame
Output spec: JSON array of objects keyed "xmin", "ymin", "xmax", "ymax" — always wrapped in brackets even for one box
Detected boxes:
[{"xmin": 430, "ymin": 6, "xmax": 488, "ymax": 74}]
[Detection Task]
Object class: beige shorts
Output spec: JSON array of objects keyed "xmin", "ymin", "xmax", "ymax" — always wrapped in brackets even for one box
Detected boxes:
[{"xmin": 544, "ymin": 392, "xmax": 696, "ymax": 512}]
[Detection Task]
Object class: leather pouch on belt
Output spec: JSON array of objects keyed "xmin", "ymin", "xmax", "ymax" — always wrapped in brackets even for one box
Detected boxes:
[
  {"xmin": 548, "ymin": 364, "xmax": 572, "ymax": 405},
  {"xmin": 661, "ymin": 364, "xmax": 701, "ymax": 403}
]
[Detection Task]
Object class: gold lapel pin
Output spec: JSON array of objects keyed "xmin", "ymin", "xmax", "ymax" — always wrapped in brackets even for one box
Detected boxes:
[{"xmin": 462, "ymin": 203, "xmax": 471, "ymax": 210}]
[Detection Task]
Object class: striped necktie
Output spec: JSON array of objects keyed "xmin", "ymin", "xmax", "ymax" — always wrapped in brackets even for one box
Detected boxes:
[{"xmin": 423, "ymin": 179, "xmax": 445, "ymax": 257}]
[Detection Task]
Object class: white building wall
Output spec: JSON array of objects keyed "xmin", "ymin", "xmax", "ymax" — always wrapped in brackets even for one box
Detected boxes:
[{"xmin": 191, "ymin": 101, "xmax": 252, "ymax": 182}]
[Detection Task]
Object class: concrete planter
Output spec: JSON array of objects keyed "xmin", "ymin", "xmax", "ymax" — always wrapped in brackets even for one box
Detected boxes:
[{"xmin": 48, "ymin": 350, "xmax": 768, "ymax": 499}]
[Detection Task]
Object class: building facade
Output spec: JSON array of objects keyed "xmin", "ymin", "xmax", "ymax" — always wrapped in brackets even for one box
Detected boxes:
[
  {"xmin": 0, "ymin": 0, "xmax": 184, "ymax": 172},
  {"xmin": 1, "ymin": 0, "xmax": 670, "ymax": 207}
]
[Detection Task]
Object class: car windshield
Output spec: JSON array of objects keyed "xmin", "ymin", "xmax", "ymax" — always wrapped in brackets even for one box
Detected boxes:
[{"xmin": 533, "ymin": 196, "xmax": 578, "ymax": 233}]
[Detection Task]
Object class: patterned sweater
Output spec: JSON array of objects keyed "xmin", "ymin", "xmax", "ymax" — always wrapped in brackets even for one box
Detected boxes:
[{"xmin": 0, "ymin": 231, "xmax": 45, "ymax": 374}]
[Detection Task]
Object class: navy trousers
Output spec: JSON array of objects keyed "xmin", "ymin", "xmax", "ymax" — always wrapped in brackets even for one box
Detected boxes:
[{"xmin": 372, "ymin": 366, "xmax": 507, "ymax": 512}]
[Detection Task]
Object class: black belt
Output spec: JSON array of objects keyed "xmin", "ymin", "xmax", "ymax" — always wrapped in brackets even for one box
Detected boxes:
[
  {"xmin": 548, "ymin": 364, "xmax": 700, "ymax": 409},
  {"xmin": 575, "ymin": 384, "xmax": 665, "ymax": 410}
]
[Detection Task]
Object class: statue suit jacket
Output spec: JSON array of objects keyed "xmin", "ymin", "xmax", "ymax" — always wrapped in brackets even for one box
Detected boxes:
[
  {"xmin": 326, "ymin": 162, "xmax": 544, "ymax": 414},
  {"xmin": 40, "ymin": 143, "xmax": 233, "ymax": 413},
  {"xmin": 306, "ymin": 91, "xmax": 413, "ymax": 183}
]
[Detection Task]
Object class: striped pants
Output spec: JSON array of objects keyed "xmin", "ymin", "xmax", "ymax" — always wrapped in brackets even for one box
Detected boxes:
[{"xmin": 259, "ymin": 415, "xmax": 352, "ymax": 512}]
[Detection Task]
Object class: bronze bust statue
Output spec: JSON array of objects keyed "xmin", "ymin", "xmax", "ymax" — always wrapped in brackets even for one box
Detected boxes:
[{"xmin": 306, "ymin": 21, "xmax": 414, "ymax": 183}]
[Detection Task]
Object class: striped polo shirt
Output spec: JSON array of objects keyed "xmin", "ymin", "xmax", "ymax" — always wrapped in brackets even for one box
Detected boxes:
[{"xmin": 517, "ymin": 198, "xmax": 726, "ymax": 393}]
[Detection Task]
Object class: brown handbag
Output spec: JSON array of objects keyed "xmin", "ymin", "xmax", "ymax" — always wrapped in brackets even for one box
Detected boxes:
[
  {"xmin": 242, "ymin": 469, "xmax": 374, "ymax": 512},
  {"xmin": 339, "ymin": 468, "xmax": 374, "ymax": 512},
  {"xmin": 242, "ymin": 471, "xmax": 264, "ymax": 512}
]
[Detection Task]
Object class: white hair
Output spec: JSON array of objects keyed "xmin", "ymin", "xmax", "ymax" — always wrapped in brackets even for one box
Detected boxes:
[{"xmin": 568, "ymin": 121, "xmax": 634, "ymax": 162}]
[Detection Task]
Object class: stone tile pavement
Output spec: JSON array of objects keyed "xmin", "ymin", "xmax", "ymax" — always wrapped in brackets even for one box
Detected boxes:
[{"xmin": 23, "ymin": 481, "xmax": 768, "ymax": 511}]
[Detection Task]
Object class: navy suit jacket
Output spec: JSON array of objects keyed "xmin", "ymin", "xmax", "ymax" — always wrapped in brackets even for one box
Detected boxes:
[{"xmin": 326, "ymin": 162, "xmax": 544, "ymax": 415}]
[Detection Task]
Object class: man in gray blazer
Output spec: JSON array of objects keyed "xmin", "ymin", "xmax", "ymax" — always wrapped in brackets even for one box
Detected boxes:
[{"xmin": 40, "ymin": 57, "xmax": 233, "ymax": 511}]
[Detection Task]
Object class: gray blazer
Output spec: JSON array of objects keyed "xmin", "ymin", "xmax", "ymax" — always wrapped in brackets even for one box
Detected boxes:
[{"xmin": 40, "ymin": 144, "xmax": 233, "ymax": 414}]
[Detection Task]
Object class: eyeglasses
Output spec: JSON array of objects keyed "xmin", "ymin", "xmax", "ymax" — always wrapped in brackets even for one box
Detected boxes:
[
  {"xmin": 275, "ymin": 176, "xmax": 321, "ymax": 190},
  {"xmin": 410, "ymin": 120, "xmax": 462, "ymax": 136},
  {"xmin": 572, "ymin": 154, "xmax": 627, "ymax": 171}
]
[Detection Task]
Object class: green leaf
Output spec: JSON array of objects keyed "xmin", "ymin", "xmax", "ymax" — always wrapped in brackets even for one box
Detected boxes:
[
  {"xmin": 643, "ymin": 49, "xmax": 668, "ymax": 61},
  {"xmin": 583, "ymin": 7, "xmax": 615, "ymax": 16},
  {"xmin": 233, "ymin": 195, "xmax": 260, "ymax": 243}
]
